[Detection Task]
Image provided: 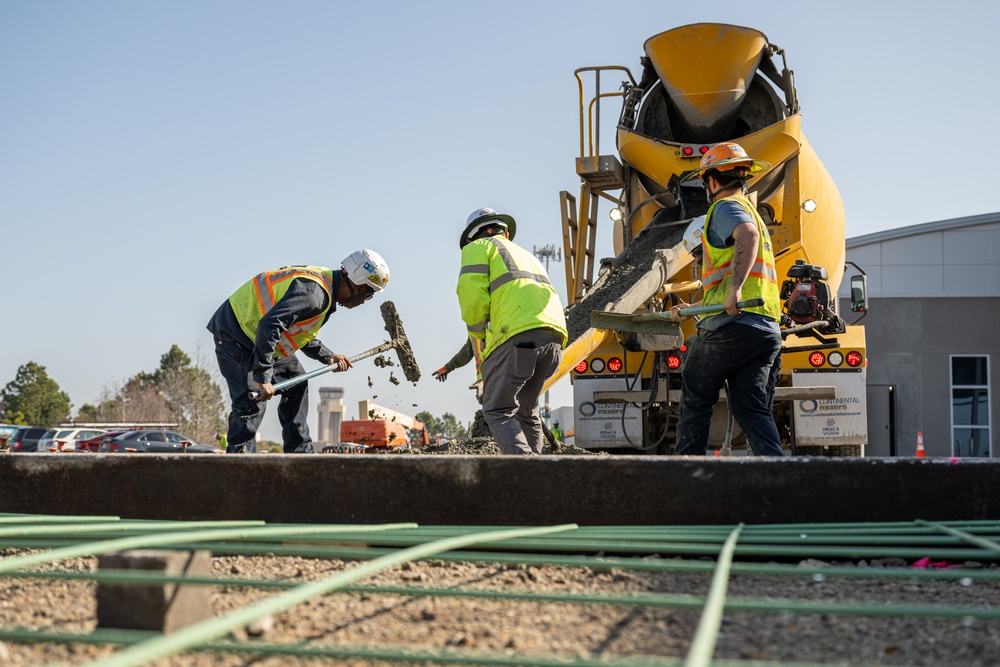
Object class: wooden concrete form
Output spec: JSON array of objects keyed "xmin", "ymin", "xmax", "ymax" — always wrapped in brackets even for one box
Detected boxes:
[{"xmin": 1, "ymin": 453, "xmax": 999, "ymax": 525}]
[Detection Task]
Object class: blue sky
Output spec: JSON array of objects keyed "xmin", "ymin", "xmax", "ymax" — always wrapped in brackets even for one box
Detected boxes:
[{"xmin": 2, "ymin": 1, "xmax": 997, "ymax": 441}]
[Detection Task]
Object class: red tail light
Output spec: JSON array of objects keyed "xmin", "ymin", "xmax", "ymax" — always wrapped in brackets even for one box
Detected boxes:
[
  {"xmin": 667, "ymin": 354, "xmax": 682, "ymax": 370},
  {"xmin": 845, "ymin": 351, "xmax": 863, "ymax": 367},
  {"xmin": 606, "ymin": 357, "xmax": 623, "ymax": 373},
  {"xmin": 574, "ymin": 360, "xmax": 589, "ymax": 373},
  {"xmin": 808, "ymin": 352, "xmax": 826, "ymax": 368}
]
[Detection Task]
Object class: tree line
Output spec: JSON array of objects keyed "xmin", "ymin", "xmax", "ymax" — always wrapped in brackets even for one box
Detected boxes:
[
  {"xmin": 0, "ymin": 345, "xmax": 225, "ymax": 444},
  {"xmin": 1, "ymin": 349, "xmax": 472, "ymax": 447}
]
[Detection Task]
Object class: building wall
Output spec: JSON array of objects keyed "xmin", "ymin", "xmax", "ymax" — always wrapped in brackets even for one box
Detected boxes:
[
  {"xmin": 840, "ymin": 213, "xmax": 1000, "ymax": 457},
  {"xmin": 842, "ymin": 296, "xmax": 1000, "ymax": 457}
]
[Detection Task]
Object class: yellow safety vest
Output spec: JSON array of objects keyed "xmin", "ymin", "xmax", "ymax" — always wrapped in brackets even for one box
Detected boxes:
[
  {"xmin": 701, "ymin": 195, "xmax": 781, "ymax": 321},
  {"xmin": 229, "ymin": 266, "xmax": 335, "ymax": 358},
  {"xmin": 457, "ymin": 236, "xmax": 568, "ymax": 360}
]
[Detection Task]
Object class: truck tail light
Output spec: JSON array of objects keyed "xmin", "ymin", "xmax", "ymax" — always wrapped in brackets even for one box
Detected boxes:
[
  {"xmin": 574, "ymin": 360, "xmax": 589, "ymax": 373},
  {"xmin": 808, "ymin": 351, "xmax": 826, "ymax": 367},
  {"xmin": 846, "ymin": 351, "xmax": 863, "ymax": 367},
  {"xmin": 606, "ymin": 357, "xmax": 623, "ymax": 373}
]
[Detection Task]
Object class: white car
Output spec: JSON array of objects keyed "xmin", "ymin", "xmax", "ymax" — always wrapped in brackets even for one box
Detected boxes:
[{"xmin": 37, "ymin": 428, "xmax": 108, "ymax": 453}]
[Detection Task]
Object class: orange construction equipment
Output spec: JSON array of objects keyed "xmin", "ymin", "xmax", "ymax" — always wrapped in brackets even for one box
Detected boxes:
[
  {"xmin": 340, "ymin": 419, "xmax": 413, "ymax": 449},
  {"xmin": 339, "ymin": 400, "xmax": 429, "ymax": 451},
  {"xmin": 916, "ymin": 431, "xmax": 926, "ymax": 458}
]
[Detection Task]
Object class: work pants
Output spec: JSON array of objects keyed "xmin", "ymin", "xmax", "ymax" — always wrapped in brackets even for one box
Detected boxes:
[
  {"xmin": 674, "ymin": 323, "xmax": 784, "ymax": 456},
  {"xmin": 481, "ymin": 328, "xmax": 563, "ymax": 455},
  {"xmin": 214, "ymin": 330, "xmax": 315, "ymax": 454}
]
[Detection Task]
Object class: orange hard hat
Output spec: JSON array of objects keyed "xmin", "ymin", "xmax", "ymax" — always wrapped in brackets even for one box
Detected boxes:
[{"xmin": 691, "ymin": 142, "xmax": 770, "ymax": 180}]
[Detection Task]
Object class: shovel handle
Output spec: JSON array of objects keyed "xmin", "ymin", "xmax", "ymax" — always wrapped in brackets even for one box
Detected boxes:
[
  {"xmin": 248, "ymin": 340, "xmax": 395, "ymax": 400},
  {"xmin": 678, "ymin": 297, "xmax": 765, "ymax": 317}
]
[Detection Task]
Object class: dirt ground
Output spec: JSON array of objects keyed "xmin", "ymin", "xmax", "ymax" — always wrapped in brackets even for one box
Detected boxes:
[{"xmin": 2, "ymin": 549, "xmax": 1000, "ymax": 666}]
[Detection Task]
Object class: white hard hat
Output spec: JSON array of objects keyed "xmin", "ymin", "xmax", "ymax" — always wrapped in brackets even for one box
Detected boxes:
[
  {"xmin": 681, "ymin": 215, "xmax": 706, "ymax": 254},
  {"xmin": 341, "ymin": 249, "xmax": 390, "ymax": 292},
  {"xmin": 460, "ymin": 208, "xmax": 517, "ymax": 249}
]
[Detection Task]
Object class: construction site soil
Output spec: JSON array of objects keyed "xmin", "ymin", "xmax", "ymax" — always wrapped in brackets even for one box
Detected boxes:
[{"xmin": 2, "ymin": 549, "xmax": 999, "ymax": 666}]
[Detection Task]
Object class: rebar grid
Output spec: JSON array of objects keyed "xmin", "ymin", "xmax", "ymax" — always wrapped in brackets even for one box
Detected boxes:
[{"xmin": 1, "ymin": 514, "xmax": 999, "ymax": 666}]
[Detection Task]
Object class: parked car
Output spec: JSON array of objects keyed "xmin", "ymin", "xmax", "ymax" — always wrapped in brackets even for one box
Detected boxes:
[
  {"xmin": 0, "ymin": 423, "xmax": 21, "ymax": 449},
  {"xmin": 6, "ymin": 427, "xmax": 55, "ymax": 452},
  {"xmin": 76, "ymin": 430, "xmax": 128, "ymax": 453},
  {"xmin": 97, "ymin": 430, "xmax": 220, "ymax": 454},
  {"xmin": 37, "ymin": 428, "xmax": 108, "ymax": 453}
]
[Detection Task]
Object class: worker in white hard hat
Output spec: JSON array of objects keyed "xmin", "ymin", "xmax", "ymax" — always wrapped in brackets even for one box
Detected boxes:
[
  {"xmin": 457, "ymin": 208, "xmax": 568, "ymax": 455},
  {"xmin": 670, "ymin": 142, "xmax": 784, "ymax": 457},
  {"xmin": 207, "ymin": 250, "xmax": 390, "ymax": 454}
]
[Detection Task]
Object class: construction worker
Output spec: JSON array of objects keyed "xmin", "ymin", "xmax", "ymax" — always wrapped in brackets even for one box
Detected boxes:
[
  {"xmin": 670, "ymin": 143, "xmax": 785, "ymax": 457},
  {"xmin": 432, "ymin": 336, "xmax": 485, "ymax": 401},
  {"xmin": 457, "ymin": 208, "xmax": 568, "ymax": 455},
  {"xmin": 208, "ymin": 250, "xmax": 390, "ymax": 454},
  {"xmin": 550, "ymin": 420, "xmax": 564, "ymax": 443}
]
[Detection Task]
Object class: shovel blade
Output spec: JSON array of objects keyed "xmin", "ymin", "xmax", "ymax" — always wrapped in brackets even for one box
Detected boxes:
[{"xmin": 590, "ymin": 310, "xmax": 683, "ymax": 336}]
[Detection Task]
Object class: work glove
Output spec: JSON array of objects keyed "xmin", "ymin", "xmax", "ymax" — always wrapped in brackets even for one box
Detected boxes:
[{"xmin": 433, "ymin": 367, "xmax": 449, "ymax": 382}]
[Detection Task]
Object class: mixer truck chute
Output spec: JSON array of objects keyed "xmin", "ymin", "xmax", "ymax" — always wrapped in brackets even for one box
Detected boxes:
[{"xmin": 548, "ymin": 23, "xmax": 868, "ymax": 456}]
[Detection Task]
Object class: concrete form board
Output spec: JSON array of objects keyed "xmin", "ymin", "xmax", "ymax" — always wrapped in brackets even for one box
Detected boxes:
[{"xmin": 3, "ymin": 455, "xmax": 1000, "ymax": 526}]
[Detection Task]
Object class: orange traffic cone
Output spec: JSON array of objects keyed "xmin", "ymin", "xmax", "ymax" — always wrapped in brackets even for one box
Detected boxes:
[{"xmin": 916, "ymin": 431, "xmax": 926, "ymax": 458}]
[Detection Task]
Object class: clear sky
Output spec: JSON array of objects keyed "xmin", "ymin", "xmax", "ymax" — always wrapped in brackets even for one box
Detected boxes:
[{"xmin": 2, "ymin": 1, "xmax": 997, "ymax": 442}]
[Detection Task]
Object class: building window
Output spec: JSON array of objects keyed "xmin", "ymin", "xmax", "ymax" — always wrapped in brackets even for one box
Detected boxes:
[{"xmin": 950, "ymin": 356, "xmax": 991, "ymax": 457}]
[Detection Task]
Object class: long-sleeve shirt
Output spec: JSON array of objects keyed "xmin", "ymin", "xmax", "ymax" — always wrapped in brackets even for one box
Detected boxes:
[
  {"xmin": 207, "ymin": 276, "xmax": 338, "ymax": 383},
  {"xmin": 444, "ymin": 338, "xmax": 474, "ymax": 373}
]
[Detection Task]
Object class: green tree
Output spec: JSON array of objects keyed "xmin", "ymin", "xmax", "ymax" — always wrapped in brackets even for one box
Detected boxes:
[
  {"xmin": 0, "ymin": 362, "xmax": 72, "ymax": 426},
  {"xmin": 87, "ymin": 345, "xmax": 226, "ymax": 443},
  {"xmin": 438, "ymin": 412, "xmax": 467, "ymax": 439},
  {"xmin": 153, "ymin": 345, "xmax": 226, "ymax": 443},
  {"xmin": 414, "ymin": 411, "xmax": 440, "ymax": 435},
  {"xmin": 413, "ymin": 411, "xmax": 467, "ymax": 440}
]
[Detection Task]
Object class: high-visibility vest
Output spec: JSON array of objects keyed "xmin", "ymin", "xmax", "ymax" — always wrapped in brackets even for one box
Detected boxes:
[
  {"xmin": 471, "ymin": 336, "xmax": 485, "ymax": 381},
  {"xmin": 701, "ymin": 196, "xmax": 781, "ymax": 321},
  {"xmin": 457, "ymin": 236, "xmax": 568, "ymax": 360},
  {"xmin": 229, "ymin": 265, "xmax": 335, "ymax": 358}
]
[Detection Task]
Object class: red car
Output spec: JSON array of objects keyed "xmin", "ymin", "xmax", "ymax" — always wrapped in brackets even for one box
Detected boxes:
[{"xmin": 76, "ymin": 431, "xmax": 128, "ymax": 453}]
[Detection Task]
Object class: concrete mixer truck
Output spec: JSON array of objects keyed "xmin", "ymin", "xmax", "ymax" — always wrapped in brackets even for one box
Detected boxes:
[{"xmin": 545, "ymin": 23, "xmax": 869, "ymax": 456}]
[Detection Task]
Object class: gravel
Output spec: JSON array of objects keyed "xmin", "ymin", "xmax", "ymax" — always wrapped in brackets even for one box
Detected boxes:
[{"xmin": 2, "ymin": 550, "xmax": 1000, "ymax": 666}]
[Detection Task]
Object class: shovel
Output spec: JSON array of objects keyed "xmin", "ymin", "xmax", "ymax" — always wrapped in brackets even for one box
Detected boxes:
[
  {"xmin": 248, "ymin": 340, "xmax": 396, "ymax": 400},
  {"xmin": 590, "ymin": 298, "xmax": 765, "ymax": 335},
  {"xmin": 248, "ymin": 300, "xmax": 420, "ymax": 400}
]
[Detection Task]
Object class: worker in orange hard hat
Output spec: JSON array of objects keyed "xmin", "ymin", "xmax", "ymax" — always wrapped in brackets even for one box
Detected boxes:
[{"xmin": 671, "ymin": 142, "xmax": 785, "ymax": 457}]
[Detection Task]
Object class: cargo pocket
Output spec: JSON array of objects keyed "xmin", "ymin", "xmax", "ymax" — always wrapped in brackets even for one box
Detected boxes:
[{"xmin": 512, "ymin": 344, "xmax": 540, "ymax": 379}]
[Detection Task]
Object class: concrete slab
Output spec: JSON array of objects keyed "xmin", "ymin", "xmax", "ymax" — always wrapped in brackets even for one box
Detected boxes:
[{"xmin": 1, "ymin": 453, "xmax": 998, "ymax": 525}]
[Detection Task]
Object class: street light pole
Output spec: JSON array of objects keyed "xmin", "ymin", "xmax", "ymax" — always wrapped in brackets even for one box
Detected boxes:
[{"xmin": 533, "ymin": 244, "xmax": 562, "ymax": 425}]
